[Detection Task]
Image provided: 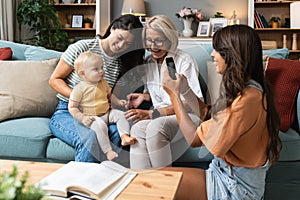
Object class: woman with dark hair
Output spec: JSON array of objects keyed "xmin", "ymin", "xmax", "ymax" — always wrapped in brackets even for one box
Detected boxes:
[
  {"xmin": 49, "ymin": 14, "xmax": 144, "ymax": 163},
  {"xmin": 163, "ymin": 24, "xmax": 281, "ymax": 199}
]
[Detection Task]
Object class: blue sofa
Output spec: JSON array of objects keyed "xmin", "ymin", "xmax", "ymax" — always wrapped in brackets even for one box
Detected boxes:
[{"xmin": 0, "ymin": 40, "xmax": 299, "ymax": 199}]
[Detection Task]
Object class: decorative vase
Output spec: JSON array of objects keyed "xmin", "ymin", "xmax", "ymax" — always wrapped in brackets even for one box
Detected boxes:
[{"xmin": 182, "ymin": 18, "xmax": 194, "ymax": 37}]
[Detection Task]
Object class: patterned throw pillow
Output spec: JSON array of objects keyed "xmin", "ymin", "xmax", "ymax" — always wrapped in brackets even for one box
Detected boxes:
[{"xmin": 265, "ymin": 57, "xmax": 300, "ymax": 132}]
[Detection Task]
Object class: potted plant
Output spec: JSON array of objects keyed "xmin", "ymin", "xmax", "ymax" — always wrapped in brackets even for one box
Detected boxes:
[
  {"xmin": 0, "ymin": 165, "xmax": 45, "ymax": 199},
  {"xmin": 214, "ymin": 12, "xmax": 225, "ymax": 18},
  {"xmin": 17, "ymin": 0, "xmax": 69, "ymax": 51},
  {"xmin": 84, "ymin": 18, "xmax": 93, "ymax": 28},
  {"xmin": 270, "ymin": 16, "xmax": 281, "ymax": 28}
]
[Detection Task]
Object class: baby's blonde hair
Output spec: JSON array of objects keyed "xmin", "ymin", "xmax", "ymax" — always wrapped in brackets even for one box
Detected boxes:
[{"xmin": 74, "ymin": 51, "xmax": 103, "ymax": 73}]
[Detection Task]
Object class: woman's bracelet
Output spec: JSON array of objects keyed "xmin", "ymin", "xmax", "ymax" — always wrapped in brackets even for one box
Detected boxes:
[{"xmin": 182, "ymin": 88, "xmax": 191, "ymax": 96}]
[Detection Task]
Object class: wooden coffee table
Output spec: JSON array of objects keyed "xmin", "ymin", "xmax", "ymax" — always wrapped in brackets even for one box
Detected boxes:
[{"xmin": 0, "ymin": 160, "xmax": 198, "ymax": 200}]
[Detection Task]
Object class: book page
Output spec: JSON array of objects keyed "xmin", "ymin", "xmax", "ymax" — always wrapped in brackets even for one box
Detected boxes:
[{"xmin": 37, "ymin": 161, "xmax": 136, "ymax": 199}]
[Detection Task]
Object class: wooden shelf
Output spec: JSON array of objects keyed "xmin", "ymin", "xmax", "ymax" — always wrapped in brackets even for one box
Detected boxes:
[
  {"xmin": 63, "ymin": 28, "xmax": 96, "ymax": 31},
  {"xmin": 253, "ymin": 0, "xmax": 300, "ymax": 59},
  {"xmin": 255, "ymin": 1, "xmax": 295, "ymax": 4},
  {"xmin": 289, "ymin": 50, "xmax": 300, "ymax": 53},
  {"xmin": 54, "ymin": 3, "xmax": 96, "ymax": 6},
  {"xmin": 255, "ymin": 28, "xmax": 300, "ymax": 31}
]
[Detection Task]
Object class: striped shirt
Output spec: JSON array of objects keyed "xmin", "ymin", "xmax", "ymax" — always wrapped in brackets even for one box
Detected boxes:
[{"xmin": 57, "ymin": 38, "xmax": 121, "ymax": 102}]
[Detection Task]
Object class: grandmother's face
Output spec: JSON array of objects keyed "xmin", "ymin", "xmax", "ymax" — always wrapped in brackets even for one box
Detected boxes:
[{"xmin": 145, "ymin": 28, "xmax": 169, "ymax": 62}]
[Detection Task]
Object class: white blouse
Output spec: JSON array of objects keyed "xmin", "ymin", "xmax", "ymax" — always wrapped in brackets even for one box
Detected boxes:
[{"xmin": 144, "ymin": 49, "xmax": 203, "ymax": 109}]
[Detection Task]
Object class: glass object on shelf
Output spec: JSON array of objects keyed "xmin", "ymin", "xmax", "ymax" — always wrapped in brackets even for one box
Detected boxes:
[{"xmin": 228, "ymin": 10, "xmax": 240, "ymax": 25}]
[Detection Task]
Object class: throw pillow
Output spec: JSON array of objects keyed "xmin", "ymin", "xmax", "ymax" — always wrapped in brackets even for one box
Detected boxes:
[
  {"xmin": 263, "ymin": 48, "xmax": 289, "ymax": 59},
  {"xmin": 0, "ymin": 47, "xmax": 12, "ymax": 60},
  {"xmin": 206, "ymin": 61, "xmax": 222, "ymax": 105},
  {"xmin": 0, "ymin": 58, "xmax": 59, "ymax": 122},
  {"xmin": 24, "ymin": 46, "xmax": 62, "ymax": 61},
  {"xmin": 265, "ymin": 57, "xmax": 300, "ymax": 132}
]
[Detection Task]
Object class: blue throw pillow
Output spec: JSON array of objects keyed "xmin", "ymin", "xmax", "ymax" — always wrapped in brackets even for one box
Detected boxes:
[
  {"xmin": 263, "ymin": 48, "xmax": 289, "ymax": 59},
  {"xmin": 25, "ymin": 46, "xmax": 62, "ymax": 61}
]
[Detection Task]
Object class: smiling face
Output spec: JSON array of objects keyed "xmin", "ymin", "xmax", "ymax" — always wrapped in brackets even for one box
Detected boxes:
[
  {"xmin": 211, "ymin": 49, "xmax": 226, "ymax": 74},
  {"xmin": 107, "ymin": 28, "xmax": 134, "ymax": 54},
  {"xmin": 145, "ymin": 28, "xmax": 170, "ymax": 64}
]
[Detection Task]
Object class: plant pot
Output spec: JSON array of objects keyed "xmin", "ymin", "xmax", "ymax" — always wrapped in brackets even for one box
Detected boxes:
[
  {"xmin": 272, "ymin": 21, "xmax": 279, "ymax": 28},
  {"xmin": 84, "ymin": 23, "xmax": 92, "ymax": 28}
]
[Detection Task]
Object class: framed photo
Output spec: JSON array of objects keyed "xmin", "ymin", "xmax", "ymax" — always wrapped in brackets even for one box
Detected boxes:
[
  {"xmin": 197, "ymin": 21, "xmax": 211, "ymax": 37},
  {"xmin": 209, "ymin": 18, "xmax": 228, "ymax": 36},
  {"xmin": 71, "ymin": 14, "xmax": 83, "ymax": 28}
]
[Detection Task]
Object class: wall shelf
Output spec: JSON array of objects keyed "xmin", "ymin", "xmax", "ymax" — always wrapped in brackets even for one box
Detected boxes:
[{"xmin": 250, "ymin": 0, "xmax": 300, "ymax": 59}]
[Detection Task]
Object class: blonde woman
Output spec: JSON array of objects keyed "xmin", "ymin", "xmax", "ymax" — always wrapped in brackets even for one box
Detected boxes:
[{"xmin": 125, "ymin": 15, "xmax": 203, "ymax": 169}]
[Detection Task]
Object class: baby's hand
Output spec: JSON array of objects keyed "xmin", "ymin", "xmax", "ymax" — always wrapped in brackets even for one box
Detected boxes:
[{"xmin": 82, "ymin": 115, "xmax": 95, "ymax": 127}]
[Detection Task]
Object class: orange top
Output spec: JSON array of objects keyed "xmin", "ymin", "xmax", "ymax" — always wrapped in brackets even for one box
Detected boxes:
[{"xmin": 197, "ymin": 86, "xmax": 269, "ymax": 168}]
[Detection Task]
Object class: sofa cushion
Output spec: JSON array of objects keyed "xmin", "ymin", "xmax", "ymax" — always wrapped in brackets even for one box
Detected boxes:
[
  {"xmin": 278, "ymin": 128, "xmax": 300, "ymax": 161},
  {"xmin": 206, "ymin": 61, "xmax": 222, "ymax": 105},
  {"xmin": 0, "ymin": 58, "xmax": 59, "ymax": 122},
  {"xmin": 0, "ymin": 47, "xmax": 12, "ymax": 60},
  {"xmin": 0, "ymin": 117, "xmax": 52, "ymax": 158},
  {"xmin": 46, "ymin": 137, "xmax": 75, "ymax": 162},
  {"xmin": 25, "ymin": 46, "xmax": 62, "ymax": 61},
  {"xmin": 265, "ymin": 57, "xmax": 300, "ymax": 132},
  {"xmin": 183, "ymin": 44, "xmax": 214, "ymax": 84}
]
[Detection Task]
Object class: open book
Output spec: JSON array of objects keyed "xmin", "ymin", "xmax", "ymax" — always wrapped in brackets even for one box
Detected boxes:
[{"xmin": 36, "ymin": 161, "xmax": 137, "ymax": 200}]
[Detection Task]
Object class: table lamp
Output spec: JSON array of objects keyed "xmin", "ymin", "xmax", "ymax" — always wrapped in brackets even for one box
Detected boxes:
[{"xmin": 121, "ymin": 0, "xmax": 146, "ymax": 17}]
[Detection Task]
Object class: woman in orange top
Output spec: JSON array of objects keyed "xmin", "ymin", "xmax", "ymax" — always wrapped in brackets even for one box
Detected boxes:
[{"xmin": 163, "ymin": 24, "xmax": 281, "ymax": 200}]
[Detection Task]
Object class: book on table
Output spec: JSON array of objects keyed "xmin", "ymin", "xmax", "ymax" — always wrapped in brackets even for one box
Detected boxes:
[{"xmin": 36, "ymin": 160, "xmax": 137, "ymax": 200}]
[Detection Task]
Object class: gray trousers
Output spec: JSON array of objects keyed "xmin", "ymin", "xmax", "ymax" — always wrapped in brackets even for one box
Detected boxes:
[{"xmin": 130, "ymin": 114, "xmax": 200, "ymax": 169}]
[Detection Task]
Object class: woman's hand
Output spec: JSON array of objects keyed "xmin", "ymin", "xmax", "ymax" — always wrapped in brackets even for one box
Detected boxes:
[
  {"xmin": 162, "ymin": 69, "xmax": 190, "ymax": 96},
  {"xmin": 126, "ymin": 93, "xmax": 144, "ymax": 109},
  {"xmin": 125, "ymin": 109, "xmax": 151, "ymax": 123}
]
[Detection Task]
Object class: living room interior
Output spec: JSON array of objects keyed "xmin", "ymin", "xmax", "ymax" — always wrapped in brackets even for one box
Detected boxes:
[{"xmin": 0, "ymin": 0, "xmax": 299, "ymax": 199}]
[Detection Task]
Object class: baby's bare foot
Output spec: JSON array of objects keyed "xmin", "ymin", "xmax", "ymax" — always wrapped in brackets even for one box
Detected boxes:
[
  {"xmin": 106, "ymin": 150, "xmax": 118, "ymax": 160},
  {"xmin": 121, "ymin": 134, "xmax": 137, "ymax": 146}
]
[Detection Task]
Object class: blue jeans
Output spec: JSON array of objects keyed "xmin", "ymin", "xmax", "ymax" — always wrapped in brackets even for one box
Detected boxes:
[
  {"xmin": 49, "ymin": 100, "xmax": 123, "ymax": 162},
  {"xmin": 206, "ymin": 157, "xmax": 269, "ymax": 200}
]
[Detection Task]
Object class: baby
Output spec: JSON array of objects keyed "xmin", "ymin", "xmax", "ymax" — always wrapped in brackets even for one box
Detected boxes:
[{"xmin": 68, "ymin": 51, "xmax": 136, "ymax": 160}]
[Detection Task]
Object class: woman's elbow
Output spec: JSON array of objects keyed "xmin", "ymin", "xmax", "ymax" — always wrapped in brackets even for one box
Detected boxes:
[{"xmin": 190, "ymin": 136, "xmax": 202, "ymax": 148}]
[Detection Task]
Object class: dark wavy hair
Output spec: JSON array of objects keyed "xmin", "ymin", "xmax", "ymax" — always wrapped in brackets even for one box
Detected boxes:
[
  {"xmin": 212, "ymin": 24, "xmax": 281, "ymax": 163},
  {"xmin": 97, "ymin": 14, "xmax": 145, "ymax": 77}
]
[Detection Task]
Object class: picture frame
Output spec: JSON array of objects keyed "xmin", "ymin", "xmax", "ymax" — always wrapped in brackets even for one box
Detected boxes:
[
  {"xmin": 209, "ymin": 18, "xmax": 228, "ymax": 36},
  {"xmin": 197, "ymin": 21, "xmax": 211, "ymax": 37},
  {"xmin": 71, "ymin": 14, "xmax": 84, "ymax": 28}
]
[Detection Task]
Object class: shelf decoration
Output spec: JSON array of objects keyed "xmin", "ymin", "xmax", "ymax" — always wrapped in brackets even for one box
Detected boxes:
[
  {"xmin": 176, "ymin": 7, "xmax": 204, "ymax": 37},
  {"xmin": 291, "ymin": 2, "xmax": 300, "ymax": 28}
]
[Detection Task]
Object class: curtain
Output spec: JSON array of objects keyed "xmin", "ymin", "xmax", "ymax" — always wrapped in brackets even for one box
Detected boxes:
[{"xmin": 0, "ymin": 0, "xmax": 22, "ymax": 41}]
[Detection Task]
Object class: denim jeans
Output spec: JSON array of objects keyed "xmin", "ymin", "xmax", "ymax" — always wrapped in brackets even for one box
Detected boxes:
[
  {"xmin": 206, "ymin": 157, "xmax": 269, "ymax": 200},
  {"xmin": 49, "ymin": 100, "xmax": 122, "ymax": 162}
]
